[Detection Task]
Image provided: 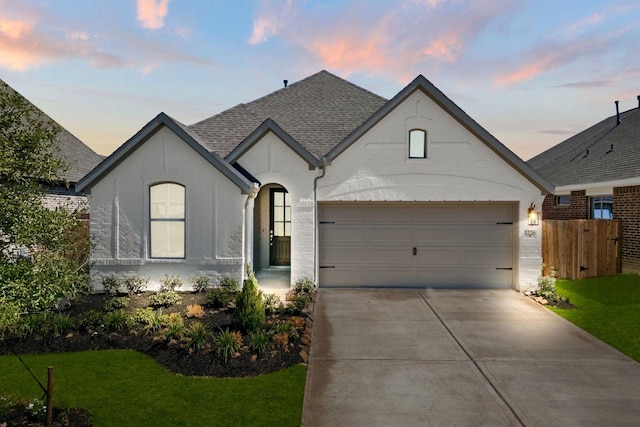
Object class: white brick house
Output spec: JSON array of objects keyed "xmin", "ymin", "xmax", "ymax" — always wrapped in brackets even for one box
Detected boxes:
[{"xmin": 77, "ymin": 71, "xmax": 552, "ymax": 291}]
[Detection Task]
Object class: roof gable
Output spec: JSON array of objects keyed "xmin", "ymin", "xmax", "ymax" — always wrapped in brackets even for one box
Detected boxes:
[
  {"xmin": 189, "ymin": 70, "xmax": 387, "ymax": 159},
  {"xmin": 76, "ymin": 113, "xmax": 255, "ymax": 194},
  {"xmin": 326, "ymin": 75, "xmax": 553, "ymax": 194},
  {"xmin": 528, "ymin": 107, "xmax": 640, "ymax": 188},
  {"xmin": 226, "ymin": 118, "xmax": 319, "ymax": 167}
]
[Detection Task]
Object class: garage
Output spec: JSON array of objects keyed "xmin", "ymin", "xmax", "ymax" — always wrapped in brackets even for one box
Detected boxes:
[{"xmin": 319, "ymin": 202, "xmax": 516, "ymax": 289}]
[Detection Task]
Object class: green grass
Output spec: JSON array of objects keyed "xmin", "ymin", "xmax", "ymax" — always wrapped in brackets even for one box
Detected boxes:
[
  {"xmin": 550, "ymin": 274, "xmax": 640, "ymax": 362},
  {"xmin": 0, "ymin": 350, "xmax": 306, "ymax": 426}
]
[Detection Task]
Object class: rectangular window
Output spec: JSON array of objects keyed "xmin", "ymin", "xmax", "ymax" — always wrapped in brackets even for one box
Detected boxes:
[
  {"xmin": 150, "ymin": 183, "xmax": 185, "ymax": 258},
  {"xmin": 271, "ymin": 189, "xmax": 291, "ymax": 237},
  {"xmin": 555, "ymin": 195, "xmax": 570, "ymax": 206},
  {"xmin": 590, "ymin": 195, "xmax": 613, "ymax": 219},
  {"xmin": 409, "ymin": 129, "xmax": 427, "ymax": 159}
]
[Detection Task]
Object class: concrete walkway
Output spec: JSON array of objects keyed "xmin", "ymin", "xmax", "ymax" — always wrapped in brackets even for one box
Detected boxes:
[{"xmin": 302, "ymin": 289, "xmax": 640, "ymax": 426}]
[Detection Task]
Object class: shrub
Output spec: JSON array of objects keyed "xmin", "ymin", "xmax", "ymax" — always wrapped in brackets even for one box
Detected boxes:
[
  {"xmin": 149, "ymin": 290, "xmax": 182, "ymax": 307},
  {"xmin": 263, "ymin": 293, "xmax": 281, "ymax": 315},
  {"xmin": 51, "ymin": 313, "xmax": 74, "ymax": 336},
  {"xmin": 145, "ymin": 312, "xmax": 168, "ymax": 333},
  {"xmin": 214, "ymin": 328, "xmax": 242, "ymax": 363},
  {"xmin": 191, "ymin": 276, "xmax": 211, "ymax": 293},
  {"xmin": 163, "ymin": 314, "xmax": 185, "ymax": 340},
  {"xmin": 290, "ymin": 316, "xmax": 306, "ymax": 330},
  {"xmin": 206, "ymin": 288, "xmax": 235, "ymax": 308},
  {"xmin": 123, "ymin": 275, "xmax": 148, "ymax": 295},
  {"xmin": 248, "ymin": 330, "xmax": 270, "ymax": 356},
  {"xmin": 293, "ymin": 277, "xmax": 315, "ymax": 295},
  {"xmin": 233, "ymin": 272, "xmax": 265, "ymax": 332},
  {"xmin": 160, "ymin": 274, "xmax": 183, "ymax": 291},
  {"xmin": 103, "ymin": 309, "xmax": 132, "ymax": 331},
  {"xmin": 22, "ymin": 313, "xmax": 47, "ymax": 337},
  {"xmin": 186, "ymin": 304, "xmax": 205, "ymax": 318},
  {"xmin": 290, "ymin": 294, "xmax": 310, "ymax": 312},
  {"xmin": 219, "ymin": 277, "xmax": 240, "ymax": 293},
  {"xmin": 75, "ymin": 310, "xmax": 102, "ymax": 332},
  {"xmin": 185, "ymin": 321, "xmax": 211, "ymax": 351},
  {"xmin": 102, "ymin": 275, "xmax": 122, "ymax": 296},
  {"xmin": 272, "ymin": 332, "xmax": 289, "ymax": 348},
  {"xmin": 132, "ymin": 307, "xmax": 155, "ymax": 324},
  {"xmin": 103, "ymin": 296, "xmax": 130, "ymax": 312}
]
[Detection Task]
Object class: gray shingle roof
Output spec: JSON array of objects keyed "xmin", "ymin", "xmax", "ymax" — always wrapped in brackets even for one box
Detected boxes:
[
  {"xmin": 189, "ymin": 70, "xmax": 388, "ymax": 159},
  {"xmin": 1, "ymin": 79, "xmax": 103, "ymax": 184},
  {"xmin": 528, "ymin": 107, "xmax": 640, "ymax": 187}
]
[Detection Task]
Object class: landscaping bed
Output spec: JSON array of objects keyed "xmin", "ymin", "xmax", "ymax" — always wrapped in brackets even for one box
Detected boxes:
[{"xmin": 0, "ymin": 290, "xmax": 311, "ymax": 378}]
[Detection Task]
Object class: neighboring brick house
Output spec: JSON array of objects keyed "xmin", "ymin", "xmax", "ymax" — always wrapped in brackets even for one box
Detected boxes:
[
  {"xmin": 1, "ymin": 79, "xmax": 103, "ymax": 212},
  {"xmin": 528, "ymin": 98, "xmax": 640, "ymax": 273}
]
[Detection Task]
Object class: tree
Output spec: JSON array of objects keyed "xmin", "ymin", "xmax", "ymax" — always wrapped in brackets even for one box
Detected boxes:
[{"xmin": 0, "ymin": 81, "xmax": 91, "ymax": 330}]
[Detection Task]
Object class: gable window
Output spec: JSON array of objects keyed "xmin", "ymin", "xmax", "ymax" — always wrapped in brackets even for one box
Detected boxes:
[
  {"xmin": 408, "ymin": 129, "xmax": 427, "ymax": 159},
  {"xmin": 150, "ymin": 183, "xmax": 185, "ymax": 258},
  {"xmin": 590, "ymin": 195, "xmax": 613, "ymax": 219}
]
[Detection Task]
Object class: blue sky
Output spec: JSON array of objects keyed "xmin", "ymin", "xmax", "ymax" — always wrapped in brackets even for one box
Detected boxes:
[{"xmin": 1, "ymin": 0, "xmax": 638, "ymax": 160}]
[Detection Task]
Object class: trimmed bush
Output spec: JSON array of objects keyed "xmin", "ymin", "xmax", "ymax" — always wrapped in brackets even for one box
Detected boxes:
[
  {"xmin": 123, "ymin": 275, "xmax": 148, "ymax": 295},
  {"xmin": 191, "ymin": 276, "xmax": 211, "ymax": 293},
  {"xmin": 233, "ymin": 271, "xmax": 265, "ymax": 332}
]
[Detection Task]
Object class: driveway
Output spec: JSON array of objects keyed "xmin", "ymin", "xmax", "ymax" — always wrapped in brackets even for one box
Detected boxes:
[{"xmin": 301, "ymin": 289, "xmax": 640, "ymax": 426}]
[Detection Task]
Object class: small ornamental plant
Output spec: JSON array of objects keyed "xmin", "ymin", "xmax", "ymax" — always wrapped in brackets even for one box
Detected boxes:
[
  {"xmin": 191, "ymin": 276, "xmax": 211, "ymax": 293},
  {"xmin": 186, "ymin": 304, "xmax": 205, "ymax": 318},
  {"xmin": 233, "ymin": 269, "xmax": 265, "ymax": 332},
  {"xmin": 214, "ymin": 328, "xmax": 243, "ymax": 363},
  {"xmin": 123, "ymin": 275, "xmax": 148, "ymax": 295}
]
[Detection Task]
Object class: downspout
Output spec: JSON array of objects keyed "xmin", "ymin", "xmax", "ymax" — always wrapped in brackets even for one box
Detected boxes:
[{"xmin": 313, "ymin": 157, "xmax": 329, "ymax": 286}]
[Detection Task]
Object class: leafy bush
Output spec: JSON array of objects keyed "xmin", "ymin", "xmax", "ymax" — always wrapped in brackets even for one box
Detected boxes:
[
  {"xmin": 248, "ymin": 330, "xmax": 270, "ymax": 356},
  {"xmin": 149, "ymin": 290, "xmax": 182, "ymax": 307},
  {"xmin": 272, "ymin": 332, "xmax": 289, "ymax": 348},
  {"xmin": 206, "ymin": 288, "xmax": 235, "ymax": 308},
  {"xmin": 186, "ymin": 304, "xmax": 205, "ymax": 318},
  {"xmin": 75, "ymin": 310, "xmax": 102, "ymax": 332},
  {"xmin": 219, "ymin": 277, "xmax": 240, "ymax": 293},
  {"xmin": 160, "ymin": 275, "xmax": 183, "ymax": 291},
  {"xmin": 290, "ymin": 316, "xmax": 306, "ymax": 330},
  {"xmin": 103, "ymin": 309, "xmax": 132, "ymax": 331},
  {"xmin": 103, "ymin": 296, "xmax": 130, "ymax": 312},
  {"xmin": 185, "ymin": 321, "xmax": 211, "ymax": 351},
  {"xmin": 293, "ymin": 277, "xmax": 315, "ymax": 295},
  {"xmin": 233, "ymin": 272, "xmax": 265, "ymax": 332},
  {"xmin": 145, "ymin": 312, "xmax": 168, "ymax": 333},
  {"xmin": 214, "ymin": 328, "xmax": 242, "ymax": 363},
  {"xmin": 191, "ymin": 276, "xmax": 211, "ymax": 293},
  {"xmin": 263, "ymin": 293, "xmax": 281, "ymax": 315},
  {"xmin": 163, "ymin": 314, "xmax": 185, "ymax": 341},
  {"xmin": 290, "ymin": 294, "xmax": 310, "ymax": 312},
  {"xmin": 22, "ymin": 313, "xmax": 47, "ymax": 337},
  {"xmin": 123, "ymin": 275, "xmax": 148, "ymax": 295},
  {"xmin": 132, "ymin": 307, "xmax": 155, "ymax": 324},
  {"xmin": 102, "ymin": 275, "xmax": 122, "ymax": 296}
]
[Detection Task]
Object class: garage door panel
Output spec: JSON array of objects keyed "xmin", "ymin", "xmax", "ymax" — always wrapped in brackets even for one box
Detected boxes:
[
  {"xmin": 367, "ymin": 206, "xmax": 414, "ymax": 222},
  {"xmin": 464, "ymin": 247, "xmax": 512, "ymax": 265},
  {"xmin": 367, "ymin": 247, "xmax": 413, "ymax": 265},
  {"xmin": 414, "ymin": 247, "xmax": 465, "ymax": 265},
  {"xmin": 320, "ymin": 205, "xmax": 365, "ymax": 222},
  {"xmin": 465, "ymin": 225, "xmax": 512, "ymax": 244},
  {"xmin": 320, "ymin": 225, "xmax": 366, "ymax": 243},
  {"xmin": 321, "ymin": 247, "xmax": 366, "ymax": 265},
  {"xmin": 368, "ymin": 225, "xmax": 414, "ymax": 243},
  {"xmin": 413, "ymin": 226, "xmax": 465, "ymax": 244},
  {"xmin": 414, "ymin": 207, "xmax": 466, "ymax": 222}
]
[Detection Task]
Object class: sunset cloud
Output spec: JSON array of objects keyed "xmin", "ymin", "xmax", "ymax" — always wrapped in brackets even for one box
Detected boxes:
[{"xmin": 136, "ymin": 0, "xmax": 171, "ymax": 30}]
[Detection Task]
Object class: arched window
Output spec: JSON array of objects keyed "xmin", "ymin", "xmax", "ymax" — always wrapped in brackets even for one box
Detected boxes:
[
  {"xmin": 149, "ymin": 183, "xmax": 185, "ymax": 258},
  {"xmin": 409, "ymin": 129, "xmax": 427, "ymax": 159}
]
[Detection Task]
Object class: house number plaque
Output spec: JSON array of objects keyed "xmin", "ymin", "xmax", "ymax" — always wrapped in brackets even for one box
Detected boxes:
[{"xmin": 524, "ymin": 229, "xmax": 537, "ymax": 238}]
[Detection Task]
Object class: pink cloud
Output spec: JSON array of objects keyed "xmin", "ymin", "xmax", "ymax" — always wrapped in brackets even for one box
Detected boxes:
[{"xmin": 136, "ymin": 0, "xmax": 171, "ymax": 30}]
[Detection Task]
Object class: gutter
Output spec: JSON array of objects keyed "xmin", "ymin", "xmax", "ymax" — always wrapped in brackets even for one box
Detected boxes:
[{"xmin": 312, "ymin": 157, "xmax": 329, "ymax": 286}]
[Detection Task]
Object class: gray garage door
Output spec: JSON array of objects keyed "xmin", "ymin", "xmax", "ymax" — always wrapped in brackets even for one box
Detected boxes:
[{"xmin": 319, "ymin": 203, "xmax": 515, "ymax": 288}]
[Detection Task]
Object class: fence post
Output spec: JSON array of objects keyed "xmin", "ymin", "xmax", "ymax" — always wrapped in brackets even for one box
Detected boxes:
[{"xmin": 46, "ymin": 366, "xmax": 53, "ymax": 427}]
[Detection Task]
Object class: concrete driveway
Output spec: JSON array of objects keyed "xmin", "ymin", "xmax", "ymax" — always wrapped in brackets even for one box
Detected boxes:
[{"xmin": 301, "ymin": 289, "xmax": 640, "ymax": 426}]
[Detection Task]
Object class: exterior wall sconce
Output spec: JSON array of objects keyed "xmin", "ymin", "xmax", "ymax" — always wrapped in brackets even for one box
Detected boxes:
[{"xmin": 528, "ymin": 203, "xmax": 539, "ymax": 226}]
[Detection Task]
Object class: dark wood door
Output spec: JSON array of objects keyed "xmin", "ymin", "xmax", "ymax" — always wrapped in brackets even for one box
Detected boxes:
[{"xmin": 270, "ymin": 189, "xmax": 291, "ymax": 266}]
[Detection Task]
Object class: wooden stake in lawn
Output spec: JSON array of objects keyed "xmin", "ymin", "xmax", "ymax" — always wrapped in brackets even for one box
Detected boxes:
[{"xmin": 46, "ymin": 366, "xmax": 54, "ymax": 427}]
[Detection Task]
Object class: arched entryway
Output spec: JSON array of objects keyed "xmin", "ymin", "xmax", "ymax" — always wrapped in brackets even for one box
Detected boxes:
[{"xmin": 253, "ymin": 184, "xmax": 291, "ymax": 288}]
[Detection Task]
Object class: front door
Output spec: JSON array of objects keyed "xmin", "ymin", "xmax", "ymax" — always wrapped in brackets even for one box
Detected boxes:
[{"xmin": 270, "ymin": 188, "xmax": 291, "ymax": 266}]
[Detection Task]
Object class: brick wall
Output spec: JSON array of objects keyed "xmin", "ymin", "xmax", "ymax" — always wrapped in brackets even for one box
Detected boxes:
[
  {"xmin": 542, "ymin": 190, "xmax": 588, "ymax": 220},
  {"xmin": 613, "ymin": 185, "xmax": 640, "ymax": 273}
]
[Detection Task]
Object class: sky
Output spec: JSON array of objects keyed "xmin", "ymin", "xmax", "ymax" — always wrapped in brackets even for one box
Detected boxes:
[{"xmin": 1, "ymin": 0, "xmax": 639, "ymax": 161}]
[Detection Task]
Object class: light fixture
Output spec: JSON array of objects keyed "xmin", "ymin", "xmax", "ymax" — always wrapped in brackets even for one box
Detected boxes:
[{"xmin": 528, "ymin": 203, "xmax": 539, "ymax": 226}]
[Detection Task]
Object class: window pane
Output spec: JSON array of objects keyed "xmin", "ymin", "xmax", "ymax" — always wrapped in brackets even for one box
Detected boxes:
[
  {"xmin": 274, "ymin": 192, "xmax": 284, "ymax": 207},
  {"xmin": 151, "ymin": 221, "xmax": 184, "ymax": 258},
  {"xmin": 274, "ymin": 207, "xmax": 284, "ymax": 222},
  {"xmin": 409, "ymin": 130, "xmax": 426, "ymax": 158},
  {"xmin": 274, "ymin": 223, "xmax": 284, "ymax": 236},
  {"xmin": 284, "ymin": 206, "xmax": 291, "ymax": 221},
  {"xmin": 284, "ymin": 223, "xmax": 291, "ymax": 236},
  {"xmin": 150, "ymin": 183, "xmax": 184, "ymax": 219}
]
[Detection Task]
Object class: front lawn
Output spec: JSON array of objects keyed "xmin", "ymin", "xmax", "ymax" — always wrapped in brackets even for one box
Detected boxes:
[
  {"xmin": 550, "ymin": 274, "xmax": 640, "ymax": 362},
  {"xmin": 0, "ymin": 350, "xmax": 306, "ymax": 426}
]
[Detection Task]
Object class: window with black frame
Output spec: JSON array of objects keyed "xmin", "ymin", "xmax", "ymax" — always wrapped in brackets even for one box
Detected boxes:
[{"xmin": 590, "ymin": 195, "xmax": 613, "ymax": 219}]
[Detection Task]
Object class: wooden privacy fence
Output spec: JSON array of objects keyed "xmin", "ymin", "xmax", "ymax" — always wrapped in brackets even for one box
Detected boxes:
[{"xmin": 542, "ymin": 220, "xmax": 621, "ymax": 279}]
